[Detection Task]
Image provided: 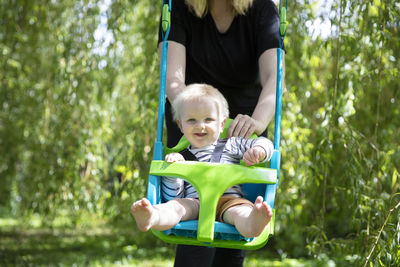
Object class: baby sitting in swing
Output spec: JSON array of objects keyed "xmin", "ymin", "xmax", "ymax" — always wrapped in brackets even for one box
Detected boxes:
[{"xmin": 131, "ymin": 83, "xmax": 273, "ymax": 238}]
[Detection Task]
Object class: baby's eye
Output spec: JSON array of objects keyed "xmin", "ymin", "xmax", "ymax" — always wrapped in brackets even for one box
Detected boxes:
[
  {"xmin": 187, "ymin": 118, "xmax": 196, "ymax": 123},
  {"xmin": 205, "ymin": 118, "xmax": 215, "ymax": 122}
]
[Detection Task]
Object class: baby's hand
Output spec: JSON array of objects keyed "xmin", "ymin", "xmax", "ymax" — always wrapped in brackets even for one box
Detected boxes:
[
  {"xmin": 243, "ymin": 146, "xmax": 266, "ymax": 166},
  {"xmin": 165, "ymin": 153, "xmax": 185, "ymax": 163}
]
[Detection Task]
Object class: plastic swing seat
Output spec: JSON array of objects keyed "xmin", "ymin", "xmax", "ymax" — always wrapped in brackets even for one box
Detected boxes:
[
  {"xmin": 145, "ymin": 0, "xmax": 287, "ymax": 250},
  {"xmin": 147, "ymin": 122, "xmax": 281, "ymax": 250}
]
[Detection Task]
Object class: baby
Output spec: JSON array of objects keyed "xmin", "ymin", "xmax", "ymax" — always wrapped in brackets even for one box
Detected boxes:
[{"xmin": 131, "ymin": 84, "xmax": 273, "ymax": 238}]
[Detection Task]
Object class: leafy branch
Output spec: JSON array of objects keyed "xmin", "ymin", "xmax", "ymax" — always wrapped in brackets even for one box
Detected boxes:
[{"xmin": 363, "ymin": 200, "xmax": 400, "ymax": 267}]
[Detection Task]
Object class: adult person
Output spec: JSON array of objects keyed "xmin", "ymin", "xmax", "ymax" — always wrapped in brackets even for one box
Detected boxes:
[{"xmin": 157, "ymin": 0, "xmax": 285, "ymax": 266}]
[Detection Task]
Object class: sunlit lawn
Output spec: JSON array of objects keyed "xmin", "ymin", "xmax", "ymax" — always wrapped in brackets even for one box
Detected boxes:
[{"xmin": 0, "ymin": 217, "xmax": 330, "ymax": 267}]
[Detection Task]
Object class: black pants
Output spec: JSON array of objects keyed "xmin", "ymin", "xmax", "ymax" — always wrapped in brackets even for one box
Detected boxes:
[{"xmin": 174, "ymin": 245, "xmax": 245, "ymax": 267}]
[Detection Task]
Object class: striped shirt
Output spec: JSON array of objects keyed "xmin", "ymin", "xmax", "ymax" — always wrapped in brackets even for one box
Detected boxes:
[{"xmin": 161, "ymin": 136, "xmax": 273, "ymax": 201}]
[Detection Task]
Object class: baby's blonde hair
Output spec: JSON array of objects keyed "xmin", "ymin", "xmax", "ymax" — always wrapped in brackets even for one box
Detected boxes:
[
  {"xmin": 185, "ymin": 0, "xmax": 254, "ymax": 18},
  {"xmin": 172, "ymin": 83, "xmax": 229, "ymax": 121}
]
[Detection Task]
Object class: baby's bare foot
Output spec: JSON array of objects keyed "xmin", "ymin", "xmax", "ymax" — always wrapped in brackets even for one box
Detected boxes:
[
  {"xmin": 131, "ymin": 198, "xmax": 158, "ymax": 232},
  {"xmin": 242, "ymin": 196, "xmax": 273, "ymax": 237}
]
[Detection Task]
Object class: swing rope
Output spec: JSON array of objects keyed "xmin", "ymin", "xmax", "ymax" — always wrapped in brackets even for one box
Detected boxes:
[{"xmin": 154, "ymin": 0, "xmax": 171, "ymax": 162}]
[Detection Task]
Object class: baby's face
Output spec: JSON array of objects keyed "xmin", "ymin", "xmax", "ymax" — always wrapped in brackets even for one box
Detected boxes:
[{"xmin": 177, "ymin": 98, "xmax": 225, "ymax": 149}]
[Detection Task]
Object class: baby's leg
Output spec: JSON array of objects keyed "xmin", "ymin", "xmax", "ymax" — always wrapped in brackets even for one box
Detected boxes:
[
  {"xmin": 131, "ymin": 198, "xmax": 199, "ymax": 232},
  {"xmin": 223, "ymin": 196, "xmax": 272, "ymax": 238}
]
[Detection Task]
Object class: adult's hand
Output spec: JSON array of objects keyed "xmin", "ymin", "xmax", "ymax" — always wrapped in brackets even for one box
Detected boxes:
[{"xmin": 227, "ymin": 114, "xmax": 263, "ymax": 139}]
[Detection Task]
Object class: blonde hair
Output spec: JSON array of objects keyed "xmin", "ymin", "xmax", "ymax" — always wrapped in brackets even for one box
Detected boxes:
[
  {"xmin": 185, "ymin": 0, "xmax": 254, "ymax": 18},
  {"xmin": 172, "ymin": 83, "xmax": 229, "ymax": 121}
]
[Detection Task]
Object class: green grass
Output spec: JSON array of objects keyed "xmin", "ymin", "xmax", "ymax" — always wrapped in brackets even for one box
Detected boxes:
[
  {"xmin": 0, "ymin": 217, "xmax": 332, "ymax": 267},
  {"xmin": 0, "ymin": 227, "xmax": 173, "ymax": 266}
]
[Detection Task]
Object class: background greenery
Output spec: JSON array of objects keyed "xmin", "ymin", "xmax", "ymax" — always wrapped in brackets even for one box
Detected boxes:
[{"xmin": 1, "ymin": 0, "xmax": 399, "ymax": 266}]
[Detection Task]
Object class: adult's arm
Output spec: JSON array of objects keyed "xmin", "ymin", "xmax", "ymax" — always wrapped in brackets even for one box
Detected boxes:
[
  {"xmin": 253, "ymin": 48, "xmax": 286, "ymax": 134},
  {"xmin": 228, "ymin": 48, "xmax": 286, "ymax": 138},
  {"xmin": 158, "ymin": 40, "xmax": 187, "ymax": 103}
]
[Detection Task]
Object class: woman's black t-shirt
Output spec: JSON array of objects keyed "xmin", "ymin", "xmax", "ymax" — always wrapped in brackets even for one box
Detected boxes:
[{"xmin": 158, "ymin": 0, "xmax": 282, "ymax": 147}]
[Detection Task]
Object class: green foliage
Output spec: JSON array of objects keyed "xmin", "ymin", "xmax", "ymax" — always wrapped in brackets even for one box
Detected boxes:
[
  {"xmin": 0, "ymin": 0, "xmax": 160, "ymax": 224},
  {"xmin": 276, "ymin": 0, "xmax": 400, "ymax": 265},
  {"xmin": 0, "ymin": 0, "xmax": 399, "ymax": 265}
]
